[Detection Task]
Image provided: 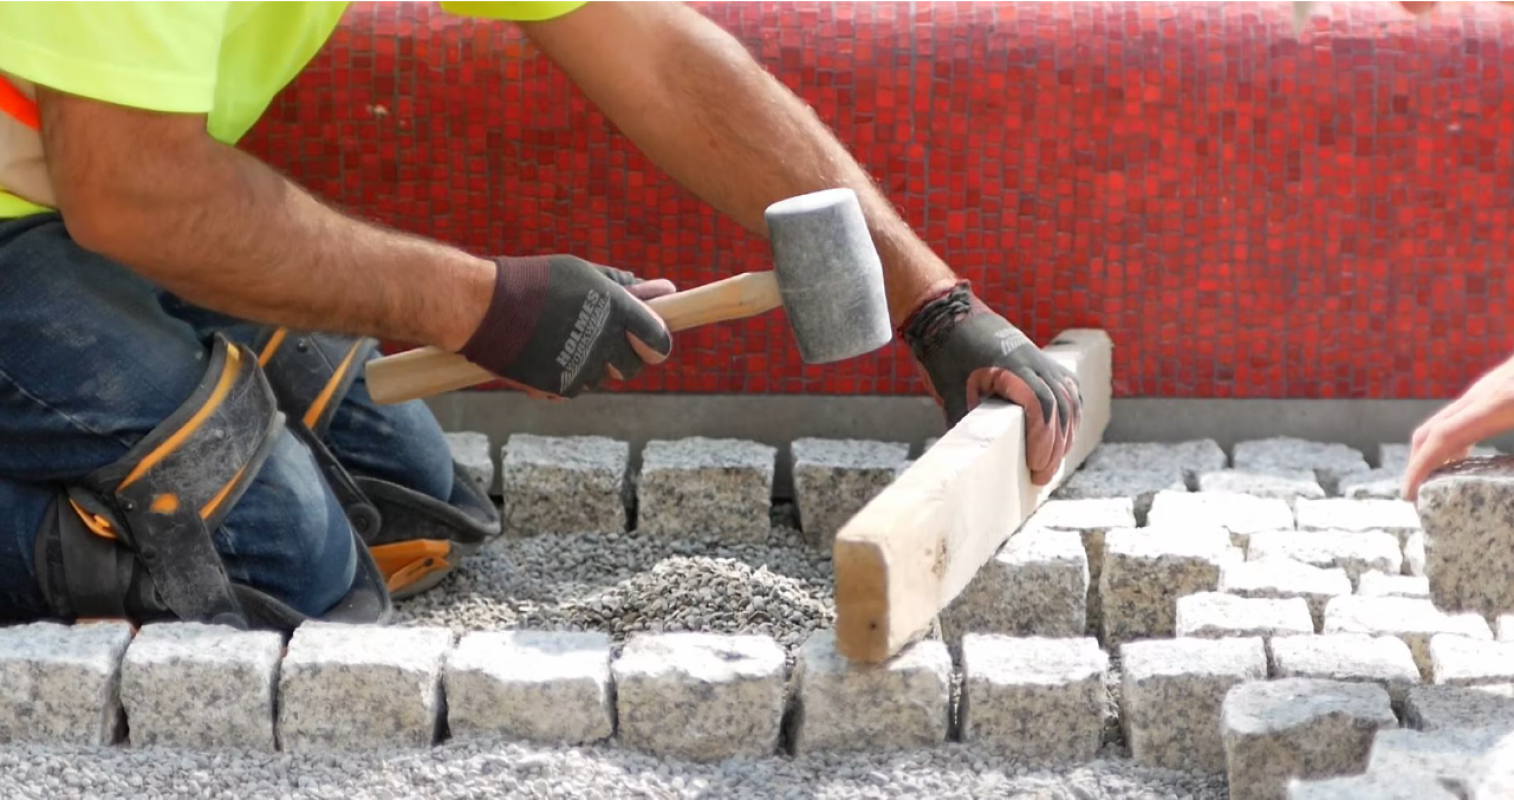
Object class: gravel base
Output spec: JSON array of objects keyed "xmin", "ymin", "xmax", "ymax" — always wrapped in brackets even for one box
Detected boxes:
[{"xmin": 0, "ymin": 738, "xmax": 1228, "ymax": 800}]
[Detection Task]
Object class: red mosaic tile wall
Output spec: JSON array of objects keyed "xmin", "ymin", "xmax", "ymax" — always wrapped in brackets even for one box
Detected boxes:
[{"xmin": 240, "ymin": 1, "xmax": 1514, "ymax": 399}]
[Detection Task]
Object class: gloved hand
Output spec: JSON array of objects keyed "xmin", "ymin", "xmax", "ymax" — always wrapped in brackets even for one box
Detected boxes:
[
  {"xmin": 901, "ymin": 280, "xmax": 1082, "ymax": 485},
  {"xmin": 460, "ymin": 255, "xmax": 675, "ymax": 398}
]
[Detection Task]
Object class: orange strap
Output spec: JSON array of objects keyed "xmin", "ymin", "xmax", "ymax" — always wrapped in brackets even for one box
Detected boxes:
[
  {"xmin": 0, "ymin": 76, "xmax": 39, "ymax": 131},
  {"xmin": 68, "ymin": 498, "xmax": 118, "ymax": 540},
  {"xmin": 370, "ymin": 539, "xmax": 452, "ymax": 593}
]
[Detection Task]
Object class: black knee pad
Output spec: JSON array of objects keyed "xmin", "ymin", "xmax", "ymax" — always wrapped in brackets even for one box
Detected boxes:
[
  {"xmin": 255, "ymin": 326, "xmax": 502, "ymax": 598},
  {"xmin": 253, "ymin": 327, "xmax": 385, "ymax": 537},
  {"xmin": 32, "ymin": 334, "xmax": 391, "ymax": 631},
  {"xmin": 355, "ymin": 464, "xmax": 502, "ymax": 599},
  {"xmin": 252, "ymin": 327, "xmax": 377, "ymax": 438}
]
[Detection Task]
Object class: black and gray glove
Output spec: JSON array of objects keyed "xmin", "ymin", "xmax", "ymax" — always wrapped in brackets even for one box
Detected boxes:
[
  {"xmin": 459, "ymin": 255, "xmax": 673, "ymax": 398},
  {"xmin": 902, "ymin": 280, "xmax": 1081, "ymax": 484}
]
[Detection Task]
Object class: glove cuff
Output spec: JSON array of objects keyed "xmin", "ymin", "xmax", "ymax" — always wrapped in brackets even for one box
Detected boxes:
[
  {"xmin": 899, "ymin": 279, "xmax": 975, "ymax": 357},
  {"xmin": 458, "ymin": 256, "xmax": 551, "ymax": 375}
]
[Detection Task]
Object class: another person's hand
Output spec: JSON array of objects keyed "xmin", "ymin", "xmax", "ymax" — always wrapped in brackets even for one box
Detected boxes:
[
  {"xmin": 1403, "ymin": 353, "xmax": 1514, "ymax": 500},
  {"xmin": 459, "ymin": 255, "xmax": 675, "ymax": 399},
  {"xmin": 1391, "ymin": 1, "xmax": 1514, "ymax": 14},
  {"xmin": 1376, "ymin": 0, "xmax": 1512, "ymax": 496},
  {"xmin": 901, "ymin": 279, "xmax": 1082, "ymax": 485}
]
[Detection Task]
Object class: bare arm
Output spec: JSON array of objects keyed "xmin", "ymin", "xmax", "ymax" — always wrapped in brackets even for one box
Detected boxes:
[
  {"xmin": 40, "ymin": 88, "xmax": 493, "ymax": 351},
  {"xmin": 519, "ymin": 2, "xmax": 955, "ymax": 326}
]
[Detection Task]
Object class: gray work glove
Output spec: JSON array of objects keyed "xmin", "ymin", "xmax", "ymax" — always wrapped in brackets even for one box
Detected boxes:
[
  {"xmin": 902, "ymin": 281, "xmax": 1082, "ymax": 485},
  {"xmin": 460, "ymin": 255, "xmax": 675, "ymax": 398}
]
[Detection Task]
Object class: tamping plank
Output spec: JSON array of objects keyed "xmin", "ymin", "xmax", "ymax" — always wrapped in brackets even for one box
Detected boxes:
[{"xmin": 833, "ymin": 329, "xmax": 1112, "ymax": 662}]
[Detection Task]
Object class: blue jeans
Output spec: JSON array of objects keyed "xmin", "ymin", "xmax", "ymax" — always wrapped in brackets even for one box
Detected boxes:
[{"xmin": 0, "ymin": 214, "xmax": 456, "ymax": 618}]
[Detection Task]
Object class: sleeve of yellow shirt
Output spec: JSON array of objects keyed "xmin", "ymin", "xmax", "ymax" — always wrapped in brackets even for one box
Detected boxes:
[
  {"xmin": 0, "ymin": 2, "xmax": 230, "ymax": 115},
  {"xmin": 439, "ymin": 1, "xmax": 587, "ymax": 22}
]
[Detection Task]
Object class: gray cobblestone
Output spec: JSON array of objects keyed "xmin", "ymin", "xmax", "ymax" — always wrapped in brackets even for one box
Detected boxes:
[
  {"xmin": 1120, "ymin": 636, "xmax": 1267, "ymax": 773},
  {"xmin": 789, "ymin": 631, "xmax": 950, "ymax": 755}
]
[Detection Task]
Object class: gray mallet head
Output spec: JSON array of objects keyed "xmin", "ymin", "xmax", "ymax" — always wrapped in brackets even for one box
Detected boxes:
[{"xmin": 764, "ymin": 188, "xmax": 893, "ymax": 364}]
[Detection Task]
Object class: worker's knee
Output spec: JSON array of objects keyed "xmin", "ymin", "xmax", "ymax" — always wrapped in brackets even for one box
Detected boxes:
[
  {"xmin": 147, "ymin": 306, "xmax": 457, "ymax": 506},
  {"xmin": 325, "ymin": 376, "xmax": 455, "ymax": 504},
  {"xmin": 215, "ymin": 429, "xmax": 358, "ymax": 617}
]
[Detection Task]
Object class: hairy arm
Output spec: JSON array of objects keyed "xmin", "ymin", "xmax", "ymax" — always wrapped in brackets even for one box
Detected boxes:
[
  {"xmin": 519, "ymin": 2, "xmax": 955, "ymax": 325},
  {"xmin": 40, "ymin": 88, "xmax": 493, "ymax": 350}
]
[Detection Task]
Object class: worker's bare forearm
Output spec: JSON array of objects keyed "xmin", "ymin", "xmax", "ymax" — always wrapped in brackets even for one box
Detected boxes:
[
  {"xmin": 522, "ymin": 3, "xmax": 955, "ymax": 325},
  {"xmin": 39, "ymin": 88, "xmax": 492, "ymax": 351}
]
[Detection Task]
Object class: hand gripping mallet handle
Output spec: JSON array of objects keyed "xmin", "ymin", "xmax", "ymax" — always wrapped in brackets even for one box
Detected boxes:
[{"xmin": 364, "ymin": 271, "xmax": 781, "ymax": 405}]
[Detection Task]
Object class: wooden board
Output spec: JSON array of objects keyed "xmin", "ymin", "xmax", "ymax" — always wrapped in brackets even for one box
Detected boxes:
[{"xmin": 832, "ymin": 329, "xmax": 1113, "ymax": 662}]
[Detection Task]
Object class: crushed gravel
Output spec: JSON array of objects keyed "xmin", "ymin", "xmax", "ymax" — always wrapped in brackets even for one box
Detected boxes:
[
  {"xmin": 0, "ymin": 737, "xmax": 1228, "ymax": 800},
  {"xmin": 394, "ymin": 506, "xmax": 835, "ymax": 652},
  {"xmin": 1104, "ymin": 654, "xmax": 1128, "ymax": 752}
]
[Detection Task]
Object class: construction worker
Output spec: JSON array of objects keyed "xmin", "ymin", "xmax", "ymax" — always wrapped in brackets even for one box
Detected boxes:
[{"xmin": 0, "ymin": 2, "xmax": 1081, "ymax": 629}]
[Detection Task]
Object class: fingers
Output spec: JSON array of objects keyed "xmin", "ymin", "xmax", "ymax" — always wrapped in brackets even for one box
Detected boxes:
[
  {"xmin": 1029, "ymin": 458, "xmax": 1059, "ymax": 487},
  {"xmin": 618, "ymin": 288, "xmax": 673, "ymax": 361},
  {"xmin": 1034, "ymin": 364, "xmax": 1079, "ymax": 483},
  {"xmin": 1057, "ymin": 373, "xmax": 1082, "ymax": 471},
  {"xmin": 1063, "ymin": 375, "xmax": 1083, "ymax": 440},
  {"xmin": 1040, "ymin": 377, "xmax": 1072, "ymax": 485},
  {"xmin": 1025, "ymin": 377, "xmax": 1066, "ymax": 485},
  {"xmin": 583, "ymin": 275, "xmax": 675, "ymax": 389},
  {"xmin": 587, "ymin": 331, "xmax": 676, "ymax": 388},
  {"xmin": 1403, "ymin": 431, "xmax": 1461, "ymax": 502},
  {"xmin": 591, "ymin": 264, "xmax": 638, "ymax": 287},
  {"xmin": 598, "ymin": 326, "xmax": 673, "ymax": 389},
  {"xmin": 969, "ymin": 366, "xmax": 1059, "ymax": 477},
  {"xmin": 1011, "ymin": 366, "xmax": 1083, "ymax": 486},
  {"xmin": 603, "ymin": 276, "xmax": 674, "ymax": 386},
  {"xmin": 625, "ymin": 278, "xmax": 676, "ymax": 302},
  {"xmin": 1045, "ymin": 368, "xmax": 1073, "ymax": 438},
  {"xmin": 589, "ymin": 262, "xmax": 676, "ymax": 301},
  {"xmin": 627, "ymin": 332, "xmax": 669, "ymax": 365},
  {"xmin": 1012, "ymin": 367, "xmax": 1063, "ymax": 474},
  {"xmin": 598, "ymin": 330, "xmax": 639, "ymax": 380},
  {"xmin": 1402, "ymin": 404, "xmax": 1508, "ymax": 500},
  {"xmin": 1417, "ymin": 385, "xmax": 1481, "ymax": 437}
]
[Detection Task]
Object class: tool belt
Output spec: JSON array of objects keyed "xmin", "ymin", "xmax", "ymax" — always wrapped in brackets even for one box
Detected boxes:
[{"xmin": 33, "ymin": 334, "xmax": 392, "ymax": 629}]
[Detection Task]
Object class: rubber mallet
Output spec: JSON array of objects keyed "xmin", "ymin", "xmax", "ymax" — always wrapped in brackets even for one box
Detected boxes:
[{"xmin": 365, "ymin": 188, "xmax": 894, "ymax": 404}]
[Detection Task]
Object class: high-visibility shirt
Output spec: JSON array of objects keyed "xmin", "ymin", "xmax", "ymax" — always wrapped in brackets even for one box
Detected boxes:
[{"xmin": 0, "ymin": 1, "xmax": 585, "ymax": 217}]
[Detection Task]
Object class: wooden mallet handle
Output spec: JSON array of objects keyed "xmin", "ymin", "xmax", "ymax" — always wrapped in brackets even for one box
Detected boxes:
[{"xmin": 365, "ymin": 271, "xmax": 781, "ymax": 405}]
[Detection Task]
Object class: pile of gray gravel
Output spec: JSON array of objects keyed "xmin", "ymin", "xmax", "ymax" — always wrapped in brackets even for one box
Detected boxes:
[
  {"xmin": 0, "ymin": 737, "xmax": 1227, "ymax": 800},
  {"xmin": 395, "ymin": 512, "xmax": 835, "ymax": 652}
]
